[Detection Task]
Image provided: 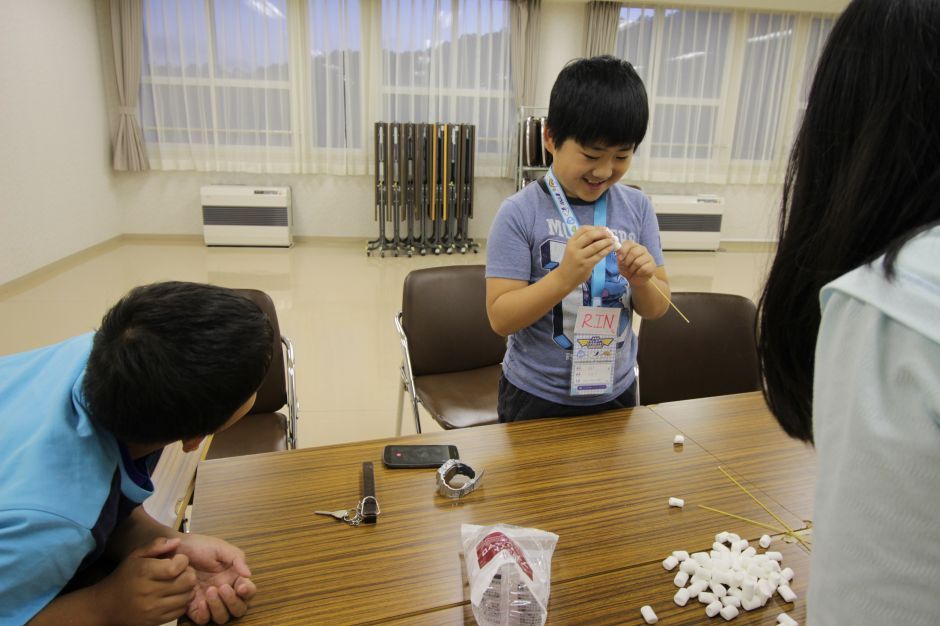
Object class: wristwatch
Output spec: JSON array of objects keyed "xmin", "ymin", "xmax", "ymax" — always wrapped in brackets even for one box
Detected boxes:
[{"xmin": 436, "ymin": 459, "xmax": 485, "ymax": 498}]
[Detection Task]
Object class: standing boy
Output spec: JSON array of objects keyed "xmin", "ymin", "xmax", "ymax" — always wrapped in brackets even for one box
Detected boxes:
[
  {"xmin": 486, "ymin": 56, "xmax": 670, "ymax": 421},
  {"xmin": 0, "ymin": 282, "xmax": 271, "ymax": 625}
]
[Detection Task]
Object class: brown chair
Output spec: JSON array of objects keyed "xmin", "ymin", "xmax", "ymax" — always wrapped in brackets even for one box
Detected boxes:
[
  {"xmin": 636, "ymin": 292, "xmax": 759, "ymax": 405},
  {"xmin": 395, "ymin": 265, "xmax": 507, "ymax": 434},
  {"xmin": 205, "ymin": 289, "xmax": 298, "ymax": 459}
]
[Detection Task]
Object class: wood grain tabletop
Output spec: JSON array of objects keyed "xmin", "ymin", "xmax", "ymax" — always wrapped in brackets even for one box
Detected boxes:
[
  {"xmin": 647, "ymin": 391, "xmax": 817, "ymax": 524},
  {"xmin": 190, "ymin": 394, "xmax": 815, "ymax": 624}
]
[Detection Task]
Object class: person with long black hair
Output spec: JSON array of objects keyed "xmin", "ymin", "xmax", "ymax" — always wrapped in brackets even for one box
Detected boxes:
[{"xmin": 757, "ymin": 0, "xmax": 940, "ymax": 622}]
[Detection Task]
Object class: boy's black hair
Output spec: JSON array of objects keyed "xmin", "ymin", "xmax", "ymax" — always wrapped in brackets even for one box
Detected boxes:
[
  {"xmin": 83, "ymin": 282, "xmax": 274, "ymax": 444},
  {"xmin": 546, "ymin": 55, "xmax": 648, "ymax": 150},
  {"xmin": 757, "ymin": 0, "xmax": 940, "ymax": 443}
]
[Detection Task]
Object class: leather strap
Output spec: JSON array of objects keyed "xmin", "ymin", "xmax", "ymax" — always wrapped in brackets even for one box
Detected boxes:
[{"xmin": 360, "ymin": 462, "xmax": 379, "ymax": 523}]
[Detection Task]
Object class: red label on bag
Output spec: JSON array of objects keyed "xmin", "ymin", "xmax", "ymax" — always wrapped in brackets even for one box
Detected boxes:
[{"xmin": 476, "ymin": 531, "xmax": 533, "ymax": 579}]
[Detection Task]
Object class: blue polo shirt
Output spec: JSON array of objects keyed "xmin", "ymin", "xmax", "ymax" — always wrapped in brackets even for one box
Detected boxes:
[{"xmin": 0, "ymin": 334, "xmax": 156, "ymax": 624}]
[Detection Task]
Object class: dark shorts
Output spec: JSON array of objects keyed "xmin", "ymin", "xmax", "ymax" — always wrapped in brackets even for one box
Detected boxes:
[{"xmin": 497, "ymin": 375, "xmax": 637, "ymax": 422}]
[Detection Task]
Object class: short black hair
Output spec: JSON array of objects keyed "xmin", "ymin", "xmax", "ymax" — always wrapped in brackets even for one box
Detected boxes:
[
  {"xmin": 546, "ymin": 55, "xmax": 649, "ymax": 150},
  {"xmin": 83, "ymin": 282, "xmax": 274, "ymax": 444}
]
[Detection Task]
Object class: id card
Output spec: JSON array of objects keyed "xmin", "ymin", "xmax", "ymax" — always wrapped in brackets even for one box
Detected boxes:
[{"xmin": 570, "ymin": 305, "xmax": 621, "ymax": 396}]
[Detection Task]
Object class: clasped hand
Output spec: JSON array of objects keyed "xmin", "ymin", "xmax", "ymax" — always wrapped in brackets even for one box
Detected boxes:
[
  {"xmin": 558, "ymin": 226, "xmax": 656, "ymax": 288},
  {"xmin": 102, "ymin": 535, "xmax": 256, "ymax": 625}
]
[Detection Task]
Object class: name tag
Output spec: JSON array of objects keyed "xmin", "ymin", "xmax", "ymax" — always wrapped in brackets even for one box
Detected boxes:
[{"xmin": 570, "ymin": 305, "xmax": 621, "ymax": 396}]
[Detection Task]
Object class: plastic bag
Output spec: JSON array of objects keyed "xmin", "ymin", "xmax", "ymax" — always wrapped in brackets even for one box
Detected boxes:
[{"xmin": 461, "ymin": 523, "xmax": 559, "ymax": 626}]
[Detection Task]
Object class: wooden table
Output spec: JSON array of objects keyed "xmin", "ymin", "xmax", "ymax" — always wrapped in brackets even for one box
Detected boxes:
[{"xmin": 191, "ymin": 392, "xmax": 815, "ymax": 625}]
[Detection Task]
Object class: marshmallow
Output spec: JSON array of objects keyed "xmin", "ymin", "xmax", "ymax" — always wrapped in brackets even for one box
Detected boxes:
[
  {"xmin": 710, "ymin": 582, "xmax": 728, "ymax": 598},
  {"xmin": 719, "ymin": 605, "xmax": 740, "ymax": 620},
  {"xmin": 758, "ymin": 579, "xmax": 775, "ymax": 599},
  {"xmin": 777, "ymin": 612, "xmax": 798, "ymax": 626},
  {"xmin": 640, "ymin": 605, "xmax": 658, "ymax": 624},
  {"xmin": 673, "ymin": 570, "xmax": 690, "ymax": 588},
  {"xmin": 759, "ymin": 534, "xmax": 772, "ymax": 548},
  {"xmin": 741, "ymin": 595, "xmax": 762, "ymax": 611},
  {"xmin": 742, "ymin": 579, "xmax": 755, "ymax": 600},
  {"xmin": 674, "ymin": 587, "xmax": 690, "ymax": 606},
  {"xmin": 687, "ymin": 580, "xmax": 708, "ymax": 598},
  {"xmin": 705, "ymin": 600, "xmax": 723, "ymax": 617},
  {"xmin": 673, "ymin": 434, "xmax": 685, "ymax": 445},
  {"xmin": 778, "ymin": 584, "xmax": 797, "ymax": 603},
  {"xmin": 698, "ymin": 592, "xmax": 717, "ymax": 605},
  {"xmin": 668, "ymin": 497, "xmax": 685, "ymax": 508},
  {"xmin": 653, "ymin": 530, "xmax": 797, "ymax": 621},
  {"xmin": 721, "ymin": 595, "xmax": 741, "ymax": 608}
]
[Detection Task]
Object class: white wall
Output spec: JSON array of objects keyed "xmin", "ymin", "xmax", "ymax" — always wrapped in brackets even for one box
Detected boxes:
[
  {"xmin": 0, "ymin": 0, "xmax": 121, "ymax": 285},
  {"xmin": 117, "ymin": 171, "xmax": 514, "ymax": 241}
]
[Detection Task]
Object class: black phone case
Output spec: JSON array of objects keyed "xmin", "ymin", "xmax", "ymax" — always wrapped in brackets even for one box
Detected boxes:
[{"xmin": 383, "ymin": 445, "xmax": 459, "ymax": 468}]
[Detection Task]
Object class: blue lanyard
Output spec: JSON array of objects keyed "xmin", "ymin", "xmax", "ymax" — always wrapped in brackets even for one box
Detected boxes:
[{"xmin": 545, "ymin": 167, "xmax": 608, "ymax": 306}]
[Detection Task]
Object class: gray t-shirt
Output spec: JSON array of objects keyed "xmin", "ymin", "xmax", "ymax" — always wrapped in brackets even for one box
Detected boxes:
[{"xmin": 486, "ymin": 180, "xmax": 664, "ymax": 405}]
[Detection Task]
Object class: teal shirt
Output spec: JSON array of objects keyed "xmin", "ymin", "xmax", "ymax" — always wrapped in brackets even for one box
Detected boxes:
[{"xmin": 0, "ymin": 334, "xmax": 153, "ymax": 624}]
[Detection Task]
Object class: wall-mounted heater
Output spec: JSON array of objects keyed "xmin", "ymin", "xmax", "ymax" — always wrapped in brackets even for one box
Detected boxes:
[
  {"xmin": 200, "ymin": 185, "xmax": 292, "ymax": 247},
  {"xmin": 648, "ymin": 194, "xmax": 723, "ymax": 251}
]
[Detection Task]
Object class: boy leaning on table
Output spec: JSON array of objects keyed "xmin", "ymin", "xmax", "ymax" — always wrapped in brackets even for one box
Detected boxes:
[
  {"xmin": 486, "ymin": 55, "xmax": 671, "ymax": 422},
  {"xmin": 0, "ymin": 282, "xmax": 269, "ymax": 625}
]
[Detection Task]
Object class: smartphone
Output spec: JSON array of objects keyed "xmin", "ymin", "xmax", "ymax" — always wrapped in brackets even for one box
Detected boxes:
[{"xmin": 383, "ymin": 444, "xmax": 459, "ymax": 468}]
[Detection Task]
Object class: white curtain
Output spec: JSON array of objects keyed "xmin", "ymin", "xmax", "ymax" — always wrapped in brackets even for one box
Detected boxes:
[
  {"xmin": 376, "ymin": 0, "xmax": 514, "ymax": 177},
  {"xmin": 616, "ymin": 6, "xmax": 836, "ymax": 185},
  {"xmin": 140, "ymin": 0, "xmax": 364, "ymax": 174},
  {"xmin": 583, "ymin": 1, "xmax": 621, "ymax": 58}
]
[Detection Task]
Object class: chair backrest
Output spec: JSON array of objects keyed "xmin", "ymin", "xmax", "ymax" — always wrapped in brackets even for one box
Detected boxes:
[
  {"xmin": 402, "ymin": 265, "xmax": 506, "ymax": 377},
  {"xmin": 636, "ymin": 292, "xmax": 759, "ymax": 405},
  {"xmin": 234, "ymin": 289, "xmax": 287, "ymax": 413}
]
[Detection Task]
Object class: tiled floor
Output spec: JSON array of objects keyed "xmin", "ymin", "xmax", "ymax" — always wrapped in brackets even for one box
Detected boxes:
[{"xmin": 0, "ymin": 237, "xmax": 773, "ymax": 448}]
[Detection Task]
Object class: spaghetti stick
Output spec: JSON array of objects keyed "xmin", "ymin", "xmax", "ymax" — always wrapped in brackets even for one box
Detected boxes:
[
  {"xmin": 697, "ymin": 504, "xmax": 788, "ymax": 534},
  {"xmin": 718, "ymin": 466, "xmax": 811, "ymax": 551},
  {"xmin": 650, "ymin": 280, "xmax": 690, "ymax": 324},
  {"xmin": 611, "ymin": 234, "xmax": 691, "ymax": 324}
]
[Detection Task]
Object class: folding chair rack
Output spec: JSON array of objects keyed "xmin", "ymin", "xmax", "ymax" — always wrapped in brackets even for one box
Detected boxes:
[{"xmin": 367, "ymin": 122, "xmax": 479, "ymax": 257}]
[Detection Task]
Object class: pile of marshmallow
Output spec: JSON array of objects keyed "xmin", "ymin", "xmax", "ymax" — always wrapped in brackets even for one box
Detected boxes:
[{"xmin": 639, "ymin": 531, "xmax": 798, "ymax": 625}]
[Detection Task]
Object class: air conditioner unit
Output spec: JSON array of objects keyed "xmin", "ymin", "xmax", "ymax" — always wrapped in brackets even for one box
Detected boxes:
[
  {"xmin": 649, "ymin": 194, "xmax": 723, "ymax": 251},
  {"xmin": 201, "ymin": 185, "xmax": 292, "ymax": 247}
]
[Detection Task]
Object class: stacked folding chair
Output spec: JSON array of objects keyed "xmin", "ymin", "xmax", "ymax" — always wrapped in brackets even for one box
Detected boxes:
[{"xmin": 368, "ymin": 122, "xmax": 479, "ymax": 257}]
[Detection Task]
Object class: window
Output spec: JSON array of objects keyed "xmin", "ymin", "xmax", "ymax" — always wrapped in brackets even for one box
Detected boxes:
[
  {"xmin": 381, "ymin": 0, "xmax": 513, "ymax": 175},
  {"xmin": 616, "ymin": 6, "xmax": 835, "ymax": 184},
  {"xmin": 141, "ymin": 0, "xmax": 292, "ymax": 152},
  {"xmin": 139, "ymin": 0, "xmax": 512, "ymax": 176}
]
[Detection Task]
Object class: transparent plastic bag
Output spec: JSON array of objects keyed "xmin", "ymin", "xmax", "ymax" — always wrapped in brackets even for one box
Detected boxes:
[{"xmin": 461, "ymin": 523, "xmax": 559, "ymax": 626}]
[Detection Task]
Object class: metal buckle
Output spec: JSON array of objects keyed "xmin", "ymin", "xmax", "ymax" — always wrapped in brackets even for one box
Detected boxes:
[{"xmin": 436, "ymin": 459, "xmax": 484, "ymax": 499}]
